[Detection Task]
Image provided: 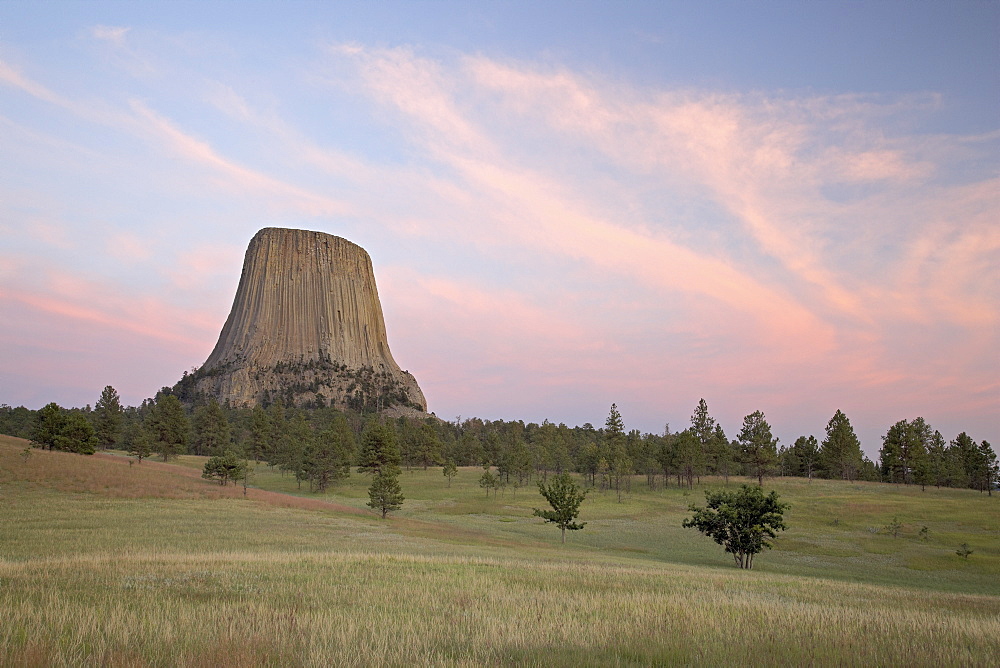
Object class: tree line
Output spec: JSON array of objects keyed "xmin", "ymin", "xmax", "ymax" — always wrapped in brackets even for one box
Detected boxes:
[{"xmin": 2, "ymin": 389, "xmax": 996, "ymax": 496}]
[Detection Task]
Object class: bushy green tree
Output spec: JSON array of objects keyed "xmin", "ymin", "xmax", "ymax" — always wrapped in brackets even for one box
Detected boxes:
[
  {"xmin": 533, "ymin": 472, "xmax": 587, "ymax": 543},
  {"xmin": 682, "ymin": 485, "xmax": 788, "ymax": 569}
]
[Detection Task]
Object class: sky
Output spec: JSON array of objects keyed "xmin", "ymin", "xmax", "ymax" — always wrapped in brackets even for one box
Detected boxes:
[{"xmin": 1, "ymin": 1, "xmax": 997, "ymax": 458}]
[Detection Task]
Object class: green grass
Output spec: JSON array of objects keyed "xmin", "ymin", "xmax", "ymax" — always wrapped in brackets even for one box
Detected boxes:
[{"xmin": 2, "ymin": 436, "xmax": 999, "ymax": 666}]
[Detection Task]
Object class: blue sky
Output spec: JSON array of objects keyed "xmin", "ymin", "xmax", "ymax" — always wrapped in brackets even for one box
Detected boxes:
[{"xmin": 1, "ymin": 1, "xmax": 997, "ymax": 456}]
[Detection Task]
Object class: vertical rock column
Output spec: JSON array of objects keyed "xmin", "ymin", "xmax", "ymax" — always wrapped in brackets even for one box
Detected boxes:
[{"xmin": 195, "ymin": 227, "xmax": 426, "ymax": 410}]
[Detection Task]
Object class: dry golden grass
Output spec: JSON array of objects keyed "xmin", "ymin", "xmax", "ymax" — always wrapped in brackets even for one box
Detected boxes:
[
  {"xmin": 3, "ymin": 435, "xmax": 999, "ymax": 666},
  {"xmin": 1, "ymin": 435, "xmax": 364, "ymax": 514}
]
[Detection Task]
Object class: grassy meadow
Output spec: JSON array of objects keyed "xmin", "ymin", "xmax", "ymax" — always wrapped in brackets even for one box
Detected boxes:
[{"xmin": 1, "ymin": 434, "xmax": 998, "ymax": 666}]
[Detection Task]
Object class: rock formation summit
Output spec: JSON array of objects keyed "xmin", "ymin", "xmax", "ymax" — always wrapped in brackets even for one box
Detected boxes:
[{"xmin": 184, "ymin": 227, "xmax": 426, "ymax": 413}]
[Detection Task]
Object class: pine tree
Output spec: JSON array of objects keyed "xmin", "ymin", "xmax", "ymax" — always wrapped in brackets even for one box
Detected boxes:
[
  {"xmin": 308, "ymin": 415, "xmax": 355, "ymax": 492},
  {"xmin": 122, "ymin": 421, "xmax": 152, "ymax": 463},
  {"xmin": 93, "ymin": 385, "xmax": 124, "ymax": 449},
  {"xmin": 443, "ymin": 458, "xmax": 458, "ymax": 486},
  {"xmin": 974, "ymin": 440, "xmax": 998, "ymax": 495},
  {"xmin": 56, "ymin": 412, "xmax": 98, "ymax": 454},
  {"xmin": 357, "ymin": 419, "xmax": 401, "ymax": 475},
  {"xmin": 791, "ymin": 435, "xmax": 819, "ymax": 479},
  {"xmin": 147, "ymin": 394, "xmax": 189, "ymax": 461},
  {"xmin": 533, "ymin": 472, "xmax": 587, "ymax": 543},
  {"xmin": 691, "ymin": 398, "xmax": 716, "ymax": 479},
  {"xmin": 820, "ymin": 410, "xmax": 863, "ymax": 481},
  {"xmin": 191, "ymin": 398, "xmax": 231, "ymax": 456},
  {"xmin": 367, "ymin": 466, "xmax": 404, "ymax": 518},
  {"xmin": 737, "ymin": 411, "xmax": 778, "ymax": 486},
  {"xmin": 248, "ymin": 405, "xmax": 271, "ymax": 463},
  {"xmin": 31, "ymin": 402, "xmax": 65, "ymax": 451}
]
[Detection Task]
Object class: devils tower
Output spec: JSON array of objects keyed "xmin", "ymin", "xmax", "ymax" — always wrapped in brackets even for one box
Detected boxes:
[{"xmin": 180, "ymin": 227, "xmax": 426, "ymax": 413}]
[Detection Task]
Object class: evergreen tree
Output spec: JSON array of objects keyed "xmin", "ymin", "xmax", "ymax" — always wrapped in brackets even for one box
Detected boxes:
[
  {"xmin": 367, "ymin": 466, "xmax": 404, "ymax": 518},
  {"xmin": 711, "ymin": 423, "xmax": 734, "ymax": 484},
  {"xmin": 791, "ymin": 435, "xmax": 819, "ymax": 479},
  {"xmin": 122, "ymin": 421, "xmax": 152, "ymax": 463},
  {"xmin": 190, "ymin": 398, "xmax": 231, "ymax": 456},
  {"xmin": 247, "ymin": 405, "xmax": 271, "ymax": 463},
  {"xmin": 691, "ymin": 398, "xmax": 716, "ymax": 479},
  {"xmin": 56, "ymin": 412, "xmax": 98, "ymax": 454},
  {"xmin": 443, "ymin": 458, "xmax": 458, "ymax": 487},
  {"xmin": 974, "ymin": 440, "xmax": 998, "ymax": 495},
  {"xmin": 31, "ymin": 402, "xmax": 65, "ymax": 451},
  {"xmin": 357, "ymin": 419, "xmax": 401, "ymax": 475},
  {"xmin": 201, "ymin": 449, "xmax": 246, "ymax": 486},
  {"xmin": 414, "ymin": 422, "xmax": 442, "ymax": 470},
  {"xmin": 479, "ymin": 465, "xmax": 498, "ymax": 497},
  {"xmin": 281, "ymin": 413, "xmax": 311, "ymax": 489},
  {"xmin": 675, "ymin": 429, "xmax": 700, "ymax": 488},
  {"xmin": 307, "ymin": 415, "xmax": 355, "ymax": 492},
  {"xmin": 926, "ymin": 430, "xmax": 949, "ymax": 488},
  {"xmin": 605, "ymin": 403, "xmax": 625, "ymax": 446},
  {"xmin": 93, "ymin": 385, "xmax": 124, "ymax": 449},
  {"xmin": 147, "ymin": 394, "xmax": 189, "ymax": 461},
  {"xmin": 880, "ymin": 419, "xmax": 924, "ymax": 485},
  {"xmin": 737, "ymin": 411, "xmax": 778, "ymax": 486},
  {"xmin": 950, "ymin": 432, "xmax": 980, "ymax": 489},
  {"xmin": 820, "ymin": 410, "xmax": 863, "ymax": 481},
  {"xmin": 265, "ymin": 402, "xmax": 289, "ymax": 468},
  {"xmin": 533, "ymin": 472, "xmax": 588, "ymax": 543}
]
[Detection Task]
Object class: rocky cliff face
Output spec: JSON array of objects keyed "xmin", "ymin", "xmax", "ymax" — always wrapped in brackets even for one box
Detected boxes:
[{"xmin": 184, "ymin": 227, "xmax": 426, "ymax": 412}]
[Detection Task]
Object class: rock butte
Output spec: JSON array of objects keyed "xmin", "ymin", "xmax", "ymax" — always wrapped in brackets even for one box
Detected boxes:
[{"xmin": 187, "ymin": 227, "xmax": 426, "ymax": 413}]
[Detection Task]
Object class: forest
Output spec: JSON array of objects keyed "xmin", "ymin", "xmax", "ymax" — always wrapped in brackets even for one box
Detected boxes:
[{"xmin": 1, "ymin": 386, "xmax": 995, "ymax": 497}]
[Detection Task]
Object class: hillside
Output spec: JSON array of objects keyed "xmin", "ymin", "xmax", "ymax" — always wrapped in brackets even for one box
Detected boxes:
[{"xmin": 2, "ymin": 435, "xmax": 997, "ymax": 666}]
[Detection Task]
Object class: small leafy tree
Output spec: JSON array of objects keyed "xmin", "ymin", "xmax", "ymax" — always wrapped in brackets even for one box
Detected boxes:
[
  {"xmin": 533, "ymin": 472, "xmax": 588, "ymax": 543},
  {"xmin": 682, "ymin": 485, "xmax": 788, "ymax": 569},
  {"xmin": 367, "ymin": 466, "xmax": 404, "ymax": 518},
  {"xmin": 956, "ymin": 543, "xmax": 973, "ymax": 559}
]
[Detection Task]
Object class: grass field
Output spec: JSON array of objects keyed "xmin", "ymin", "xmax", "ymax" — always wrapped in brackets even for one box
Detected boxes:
[{"xmin": 2, "ymin": 434, "xmax": 998, "ymax": 666}]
